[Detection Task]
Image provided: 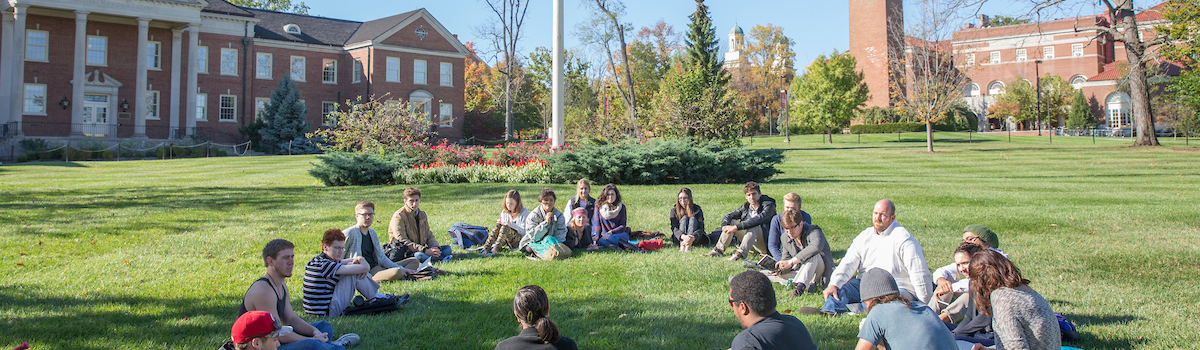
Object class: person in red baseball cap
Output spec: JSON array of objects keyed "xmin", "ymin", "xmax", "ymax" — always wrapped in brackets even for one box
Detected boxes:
[{"xmin": 222, "ymin": 310, "xmax": 292, "ymax": 350}]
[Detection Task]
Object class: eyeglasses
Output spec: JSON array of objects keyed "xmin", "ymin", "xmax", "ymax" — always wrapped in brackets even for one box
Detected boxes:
[
  {"xmin": 727, "ymin": 299, "xmax": 743, "ymax": 307},
  {"xmin": 357, "ymin": 212, "xmax": 375, "ymax": 217},
  {"xmin": 329, "ymin": 246, "xmax": 346, "ymax": 251},
  {"xmin": 964, "ymin": 236, "xmax": 981, "ymax": 243}
]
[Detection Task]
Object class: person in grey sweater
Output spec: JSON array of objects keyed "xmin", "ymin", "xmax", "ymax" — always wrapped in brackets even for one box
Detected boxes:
[
  {"xmin": 968, "ymin": 249, "xmax": 1060, "ymax": 350},
  {"xmin": 669, "ymin": 187, "xmax": 706, "ymax": 251},
  {"xmin": 768, "ymin": 208, "xmax": 833, "ymax": 298}
]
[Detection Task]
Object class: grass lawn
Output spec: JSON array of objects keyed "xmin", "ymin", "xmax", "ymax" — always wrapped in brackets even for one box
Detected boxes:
[{"xmin": 2, "ymin": 132, "xmax": 1199, "ymax": 349}]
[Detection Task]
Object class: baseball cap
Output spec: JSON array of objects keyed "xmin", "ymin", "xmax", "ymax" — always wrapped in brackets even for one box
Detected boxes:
[{"xmin": 231, "ymin": 311, "xmax": 293, "ymax": 343}]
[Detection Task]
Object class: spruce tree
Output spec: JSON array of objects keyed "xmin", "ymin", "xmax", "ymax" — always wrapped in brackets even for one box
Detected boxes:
[
  {"xmin": 1066, "ymin": 90, "xmax": 1093, "ymax": 130},
  {"xmin": 684, "ymin": 0, "xmax": 729, "ymax": 87},
  {"xmin": 259, "ymin": 76, "xmax": 317, "ymax": 154}
]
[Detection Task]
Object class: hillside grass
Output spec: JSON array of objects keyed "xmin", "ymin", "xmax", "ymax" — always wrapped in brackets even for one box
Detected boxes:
[{"xmin": 2, "ymin": 132, "xmax": 1198, "ymax": 349}]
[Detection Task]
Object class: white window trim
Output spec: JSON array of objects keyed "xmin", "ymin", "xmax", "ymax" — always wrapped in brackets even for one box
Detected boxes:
[
  {"xmin": 440, "ymin": 62, "xmax": 453, "ymax": 87},
  {"xmin": 438, "ymin": 103, "xmax": 453, "ymax": 128},
  {"xmin": 146, "ymin": 90, "xmax": 160, "ymax": 120},
  {"xmin": 386, "ymin": 57, "xmax": 400, "ymax": 83},
  {"xmin": 87, "ymin": 35, "xmax": 107, "ymax": 66},
  {"xmin": 25, "ymin": 30, "xmax": 49, "ymax": 62},
  {"xmin": 148, "ymin": 41, "xmax": 162, "ymax": 70},
  {"xmin": 1043, "ymin": 46, "xmax": 1055, "ymax": 59},
  {"xmin": 256, "ymin": 52, "xmax": 273, "ymax": 80},
  {"xmin": 322, "ymin": 101, "xmax": 337, "ymax": 126},
  {"xmin": 352, "ymin": 59, "xmax": 362, "ymax": 84},
  {"xmin": 219, "ymin": 95, "xmax": 238, "ymax": 122},
  {"xmin": 23, "ymin": 83, "xmax": 47, "ymax": 115},
  {"xmin": 989, "ymin": 51, "xmax": 1000, "ymax": 64},
  {"xmin": 1072, "ymin": 43, "xmax": 1084, "ymax": 57},
  {"xmin": 1015, "ymin": 49, "xmax": 1026, "ymax": 62},
  {"xmin": 197, "ymin": 46, "xmax": 209, "ymax": 74},
  {"xmin": 413, "ymin": 59, "xmax": 427, "ymax": 85},
  {"xmin": 322, "ymin": 59, "xmax": 337, "ymax": 84},
  {"xmin": 220, "ymin": 48, "xmax": 238, "ymax": 76},
  {"xmin": 196, "ymin": 93, "xmax": 208, "ymax": 121},
  {"xmin": 290, "ymin": 56, "xmax": 306, "ymax": 82},
  {"xmin": 964, "ymin": 53, "xmax": 974, "ymax": 66}
]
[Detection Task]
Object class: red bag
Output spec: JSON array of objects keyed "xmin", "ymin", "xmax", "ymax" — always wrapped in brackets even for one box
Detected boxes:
[{"xmin": 636, "ymin": 238, "xmax": 664, "ymax": 251}]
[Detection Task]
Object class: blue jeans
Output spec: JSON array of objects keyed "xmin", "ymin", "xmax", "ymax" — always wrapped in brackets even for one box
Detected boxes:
[
  {"xmin": 279, "ymin": 321, "xmax": 345, "ymax": 350},
  {"xmin": 597, "ymin": 232, "xmax": 630, "ymax": 249},
  {"xmin": 413, "ymin": 245, "xmax": 454, "ymax": 263},
  {"xmin": 821, "ymin": 278, "xmax": 862, "ymax": 314}
]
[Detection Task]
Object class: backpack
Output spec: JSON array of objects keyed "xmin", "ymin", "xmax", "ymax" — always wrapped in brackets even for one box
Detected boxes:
[
  {"xmin": 343, "ymin": 294, "xmax": 409, "ymax": 316},
  {"xmin": 540, "ymin": 243, "xmax": 572, "ymax": 260},
  {"xmin": 381, "ymin": 240, "xmax": 412, "ymax": 262},
  {"xmin": 1057, "ymin": 313, "xmax": 1081, "ymax": 342},
  {"xmin": 448, "ymin": 222, "xmax": 490, "ymax": 249}
]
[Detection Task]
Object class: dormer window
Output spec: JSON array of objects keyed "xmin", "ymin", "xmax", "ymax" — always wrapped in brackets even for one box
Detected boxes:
[{"xmin": 284, "ymin": 24, "xmax": 301, "ymax": 35}]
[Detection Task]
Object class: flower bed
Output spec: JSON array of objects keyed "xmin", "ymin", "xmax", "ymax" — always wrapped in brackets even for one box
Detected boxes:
[{"xmin": 395, "ymin": 159, "xmax": 553, "ymax": 184}]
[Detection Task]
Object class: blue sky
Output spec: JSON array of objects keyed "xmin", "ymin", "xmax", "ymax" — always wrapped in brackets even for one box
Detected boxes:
[{"xmin": 306, "ymin": 0, "xmax": 1141, "ymax": 72}]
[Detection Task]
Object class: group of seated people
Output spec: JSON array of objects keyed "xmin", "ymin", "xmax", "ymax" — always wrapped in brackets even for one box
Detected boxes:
[{"xmin": 221, "ymin": 179, "xmax": 1061, "ymax": 350}]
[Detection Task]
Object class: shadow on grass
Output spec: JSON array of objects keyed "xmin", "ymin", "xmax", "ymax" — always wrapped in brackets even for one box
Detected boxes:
[
  {"xmin": 0, "ymin": 161, "xmax": 88, "ymax": 168},
  {"xmin": 768, "ymin": 178, "xmax": 886, "ymax": 184},
  {"xmin": 1058, "ymin": 312, "xmax": 1145, "ymax": 349},
  {"xmin": 0, "ymin": 285, "xmax": 239, "ymax": 350}
]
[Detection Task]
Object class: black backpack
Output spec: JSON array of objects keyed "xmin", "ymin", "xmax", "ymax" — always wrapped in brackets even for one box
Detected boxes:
[{"xmin": 342, "ymin": 294, "xmax": 409, "ymax": 316}]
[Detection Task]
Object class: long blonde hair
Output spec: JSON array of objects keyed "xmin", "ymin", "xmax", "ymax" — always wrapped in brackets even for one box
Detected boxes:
[
  {"xmin": 673, "ymin": 188, "xmax": 694, "ymax": 218},
  {"xmin": 502, "ymin": 190, "xmax": 524, "ymax": 216}
]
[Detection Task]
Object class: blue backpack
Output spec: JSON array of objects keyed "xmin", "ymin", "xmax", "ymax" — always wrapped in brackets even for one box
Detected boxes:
[
  {"xmin": 1057, "ymin": 313, "xmax": 1081, "ymax": 342},
  {"xmin": 448, "ymin": 223, "xmax": 489, "ymax": 249}
]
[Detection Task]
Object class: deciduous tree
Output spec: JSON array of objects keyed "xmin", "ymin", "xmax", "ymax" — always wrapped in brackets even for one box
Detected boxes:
[
  {"xmin": 476, "ymin": 0, "xmax": 532, "ymax": 140},
  {"xmin": 789, "ymin": 51, "xmax": 868, "ymax": 143},
  {"xmin": 226, "ymin": 0, "xmax": 310, "ymax": 14}
]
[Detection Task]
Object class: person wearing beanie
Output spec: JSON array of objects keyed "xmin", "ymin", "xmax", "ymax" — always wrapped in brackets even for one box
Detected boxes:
[
  {"xmin": 728, "ymin": 271, "xmax": 818, "ymax": 350},
  {"xmin": 821, "ymin": 199, "xmax": 934, "ymax": 314},
  {"xmin": 854, "ymin": 268, "xmax": 957, "ymax": 350},
  {"xmin": 962, "ymin": 224, "xmax": 1008, "ymax": 258},
  {"xmin": 222, "ymin": 311, "xmax": 292, "ymax": 350}
]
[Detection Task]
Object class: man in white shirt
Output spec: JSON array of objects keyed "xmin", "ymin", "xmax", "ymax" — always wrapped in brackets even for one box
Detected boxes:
[{"xmin": 818, "ymin": 199, "xmax": 933, "ymax": 315}]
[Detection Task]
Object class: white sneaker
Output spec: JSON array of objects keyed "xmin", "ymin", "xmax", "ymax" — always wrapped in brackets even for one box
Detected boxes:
[{"xmin": 332, "ymin": 333, "xmax": 360, "ymax": 347}]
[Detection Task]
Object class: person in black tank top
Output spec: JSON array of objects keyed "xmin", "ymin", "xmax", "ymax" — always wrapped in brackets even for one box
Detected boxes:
[{"xmin": 240, "ymin": 239, "xmax": 361, "ymax": 349}]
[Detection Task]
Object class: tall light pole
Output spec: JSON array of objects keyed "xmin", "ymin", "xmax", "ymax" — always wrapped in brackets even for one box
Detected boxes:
[
  {"xmin": 1035, "ymin": 59, "xmax": 1042, "ymax": 137},
  {"xmin": 781, "ymin": 89, "xmax": 790, "ymax": 143}
]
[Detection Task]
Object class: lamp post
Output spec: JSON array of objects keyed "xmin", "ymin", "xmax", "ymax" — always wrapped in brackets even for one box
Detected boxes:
[
  {"xmin": 781, "ymin": 89, "xmax": 790, "ymax": 143},
  {"xmin": 1035, "ymin": 59, "xmax": 1042, "ymax": 136}
]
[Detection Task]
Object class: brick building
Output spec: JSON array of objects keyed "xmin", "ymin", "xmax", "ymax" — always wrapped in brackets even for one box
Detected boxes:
[
  {"xmin": 0, "ymin": 0, "xmax": 469, "ymax": 143},
  {"xmin": 849, "ymin": 0, "xmax": 1175, "ymax": 132}
]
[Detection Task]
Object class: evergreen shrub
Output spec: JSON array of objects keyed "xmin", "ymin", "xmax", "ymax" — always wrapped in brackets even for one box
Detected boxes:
[
  {"xmin": 542, "ymin": 138, "xmax": 783, "ymax": 185},
  {"xmin": 308, "ymin": 151, "xmax": 400, "ymax": 186}
]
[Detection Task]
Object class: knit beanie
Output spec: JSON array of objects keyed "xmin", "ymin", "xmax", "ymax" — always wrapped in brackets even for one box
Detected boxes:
[
  {"xmin": 964, "ymin": 224, "xmax": 999, "ymax": 249},
  {"xmin": 859, "ymin": 268, "xmax": 900, "ymax": 301}
]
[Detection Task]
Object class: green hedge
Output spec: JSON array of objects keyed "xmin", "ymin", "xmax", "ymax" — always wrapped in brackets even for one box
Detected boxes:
[
  {"xmin": 542, "ymin": 138, "xmax": 784, "ymax": 185},
  {"xmin": 308, "ymin": 152, "xmax": 400, "ymax": 186},
  {"xmin": 850, "ymin": 122, "xmax": 928, "ymax": 134}
]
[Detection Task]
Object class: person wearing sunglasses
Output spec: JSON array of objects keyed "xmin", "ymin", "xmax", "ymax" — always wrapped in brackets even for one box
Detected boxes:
[{"xmin": 727, "ymin": 270, "xmax": 817, "ymax": 350}]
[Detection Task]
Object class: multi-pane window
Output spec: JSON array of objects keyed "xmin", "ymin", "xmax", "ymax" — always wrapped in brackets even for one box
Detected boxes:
[
  {"xmin": 352, "ymin": 59, "xmax": 362, "ymax": 83},
  {"xmin": 290, "ymin": 56, "xmax": 306, "ymax": 82},
  {"xmin": 146, "ymin": 91, "xmax": 160, "ymax": 119},
  {"xmin": 440, "ymin": 62, "xmax": 452, "ymax": 86},
  {"xmin": 322, "ymin": 101, "xmax": 337, "ymax": 126},
  {"xmin": 23, "ymin": 84, "xmax": 46, "ymax": 114},
  {"xmin": 148, "ymin": 42, "xmax": 162, "ymax": 69},
  {"xmin": 963, "ymin": 84, "xmax": 980, "ymax": 97},
  {"xmin": 386, "ymin": 57, "xmax": 400, "ymax": 82},
  {"xmin": 413, "ymin": 60, "xmax": 427, "ymax": 85},
  {"xmin": 989, "ymin": 51, "xmax": 1000, "ymax": 64},
  {"xmin": 197, "ymin": 46, "xmax": 209, "ymax": 73},
  {"xmin": 1070, "ymin": 75, "xmax": 1087, "ymax": 89},
  {"xmin": 25, "ymin": 30, "xmax": 48, "ymax": 61},
  {"xmin": 255, "ymin": 97, "xmax": 270, "ymax": 119},
  {"xmin": 221, "ymin": 48, "xmax": 238, "ymax": 75},
  {"xmin": 256, "ymin": 53, "xmax": 272, "ymax": 79},
  {"xmin": 1072, "ymin": 43, "xmax": 1083, "ymax": 57},
  {"xmin": 1042, "ymin": 46, "xmax": 1055, "ymax": 59},
  {"xmin": 323, "ymin": 59, "xmax": 337, "ymax": 83},
  {"xmin": 438, "ymin": 103, "xmax": 453, "ymax": 127},
  {"xmin": 1107, "ymin": 93, "xmax": 1131, "ymax": 128},
  {"xmin": 87, "ymin": 36, "xmax": 107, "ymax": 65},
  {"xmin": 219, "ymin": 95, "xmax": 237, "ymax": 121},
  {"xmin": 964, "ymin": 53, "xmax": 974, "ymax": 66},
  {"xmin": 196, "ymin": 93, "xmax": 208, "ymax": 121},
  {"xmin": 988, "ymin": 81, "xmax": 1004, "ymax": 96},
  {"xmin": 1015, "ymin": 49, "xmax": 1027, "ymax": 62}
]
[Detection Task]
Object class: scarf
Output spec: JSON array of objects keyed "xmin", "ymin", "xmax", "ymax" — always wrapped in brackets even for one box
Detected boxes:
[{"xmin": 598, "ymin": 202, "xmax": 623, "ymax": 220}]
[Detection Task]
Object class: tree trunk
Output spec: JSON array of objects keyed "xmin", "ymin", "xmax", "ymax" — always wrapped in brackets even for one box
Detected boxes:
[
  {"xmin": 505, "ymin": 71, "xmax": 514, "ymax": 140},
  {"xmin": 1115, "ymin": 1, "xmax": 1159, "ymax": 146},
  {"xmin": 926, "ymin": 121, "xmax": 934, "ymax": 152},
  {"xmin": 827, "ymin": 126, "xmax": 833, "ymax": 143}
]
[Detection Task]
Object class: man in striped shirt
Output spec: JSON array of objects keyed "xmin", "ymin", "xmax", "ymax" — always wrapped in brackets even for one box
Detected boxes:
[{"xmin": 303, "ymin": 228, "xmax": 382, "ymax": 317}]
